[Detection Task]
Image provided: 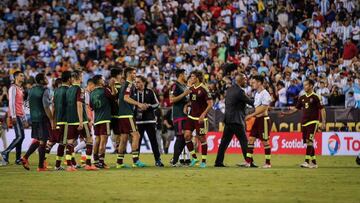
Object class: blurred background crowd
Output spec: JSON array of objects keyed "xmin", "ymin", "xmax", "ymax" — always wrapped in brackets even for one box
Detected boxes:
[{"xmin": 0, "ymin": 0, "xmax": 359, "ymax": 117}]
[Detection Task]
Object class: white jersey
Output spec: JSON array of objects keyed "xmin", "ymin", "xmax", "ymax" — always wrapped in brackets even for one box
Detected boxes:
[{"xmin": 254, "ymin": 89, "xmax": 271, "ymax": 108}]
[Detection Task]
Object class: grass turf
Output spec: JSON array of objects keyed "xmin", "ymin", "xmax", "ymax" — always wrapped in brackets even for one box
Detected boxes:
[{"xmin": 0, "ymin": 153, "xmax": 359, "ymax": 203}]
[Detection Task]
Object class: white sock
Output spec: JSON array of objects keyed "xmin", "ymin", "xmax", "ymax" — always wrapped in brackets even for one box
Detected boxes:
[{"xmin": 74, "ymin": 141, "xmax": 86, "ymax": 153}]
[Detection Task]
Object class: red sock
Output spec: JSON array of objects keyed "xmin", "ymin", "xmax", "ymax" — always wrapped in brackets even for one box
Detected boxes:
[
  {"xmin": 246, "ymin": 144, "xmax": 254, "ymax": 163},
  {"xmin": 201, "ymin": 142, "xmax": 207, "ymax": 163},
  {"xmin": 186, "ymin": 140, "xmax": 197, "ymax": 159},
  {"xmin": 55, "ymin": 144, "xmax": 65, "ymax": 168},
  {"xmin": 86, "ymin": 144, "xmax": 92, "ymax": 166}
]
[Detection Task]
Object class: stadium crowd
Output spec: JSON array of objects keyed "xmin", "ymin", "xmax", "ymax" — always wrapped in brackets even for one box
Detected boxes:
[{"xmin": 0, "ymin": 0, "xmax": 359, "ymax": 115}]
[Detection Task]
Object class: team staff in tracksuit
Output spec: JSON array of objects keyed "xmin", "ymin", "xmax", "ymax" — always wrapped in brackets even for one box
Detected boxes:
[{"xmin": 132, "ymin": 75, "xmax": 164, "ymax": 167}]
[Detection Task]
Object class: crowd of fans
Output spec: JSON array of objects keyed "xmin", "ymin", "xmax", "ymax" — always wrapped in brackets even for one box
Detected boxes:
[{"xmin": 0, "ymin": 0, "xmax": 359, "ymax": 113}]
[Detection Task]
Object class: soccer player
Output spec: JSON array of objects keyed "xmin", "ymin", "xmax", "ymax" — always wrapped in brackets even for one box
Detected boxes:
[
  {"xmin": 109, "ymin": 68, "xmax": 122, "ymax": 154},
  {"xmin": 1, "ymin": 71, "xmax": 27, "ymax": 165},
  {"xmin": 116, "ymin": 67, "xmax": 147, "ymax": 168},
  {"xmin": 244, "ymin": 75, "xmax": 272, "ymax": 168},
  {"xmin": 22, "ymin": 73, "xmax": 54, "ymax": 171},
  {"xmin": 90, "ymin": 75, "xmax": 113, "ymax": 169},
  {"xmin": 51, "ymin": 71, "xmax": 72, "ymax": 170},
  {"xmin": 184, "ymin": 70, "xmax": 213, "ymax": 168},
  {"xmin": 169, "ymin": 69, "xmax": 191, "ymax": 166},
  {"xmin": 65, "ymin": 71, "xmax": 97, "ymax": 171},
  {"xmin": 281, "ymin": 79, "xmax": 326, "ymax": 168}
]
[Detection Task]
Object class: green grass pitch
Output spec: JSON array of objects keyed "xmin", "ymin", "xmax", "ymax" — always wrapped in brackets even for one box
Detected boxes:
[{"xmin": 0, "ymin": 153, "xmax": 359, "ymax": 203}]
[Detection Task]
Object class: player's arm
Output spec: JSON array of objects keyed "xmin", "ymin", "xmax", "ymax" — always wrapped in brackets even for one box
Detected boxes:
[
  {"xmin": 238, "ymin": 89, "xmax": 254, "ymax": 107},
  {"xmin": 199, "ymin": 99, "xmax": 213, "ymax": 123},
  {"xmin": 147, "ymin": 90, "xmax": 160, "ymax": 110},
  {"xmin": 170, "ymin": 85, "xmax": 191, "ymax": 104},
  {"xmin": 43, "ymin": 89, "xmax": 54, "ymax": 129},
  {"xmin": 280, "ymin": 106, "xmax": 299, "ymax": 116},
  {"xmin": 124, "ymin": 95, "xmax": 147, "ymax": 110},
  {"xmin": 246, "ymin": 105, "xmax": 268, "ymax": 120},
  {"xmin": 76, "ymin": 88, "xmax": 84, "ymax": 129},
  {"xmin": 320, "ymin": 108, "xmax": 326, "ymax": 130}
]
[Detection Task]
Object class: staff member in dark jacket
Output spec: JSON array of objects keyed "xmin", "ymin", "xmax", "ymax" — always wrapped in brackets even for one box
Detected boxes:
[
  {"xmin": 215, "ymin": 73, "xmax": 254, "ymax": 167},
  {"xmin": 132, "ymin": 75, "xmax": 164, "ymax": 167}
]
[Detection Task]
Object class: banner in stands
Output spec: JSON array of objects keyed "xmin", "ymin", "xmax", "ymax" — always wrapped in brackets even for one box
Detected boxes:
[
  {"xmin": 205, "ymin": 132, "xmax": 322, "ymax": 155},
  {"xmin": 322, "ymin": 132, "xmax": 360, "ymax": 156}
]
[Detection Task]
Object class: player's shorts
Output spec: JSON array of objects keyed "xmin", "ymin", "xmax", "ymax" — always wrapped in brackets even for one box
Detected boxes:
[
  {"xmin": 118, "ymin": 117, "xmax": 137, "ymax": 134},
  {"xmin": 301, "ymin": 122, "xmax": 319, "ymax": 143},
  {"xmin": 31, "ymin": 121, "xmax": 51, "ymax": 142},
  {"xmin": 173, "ymin": 117, "xmax": 186, "ymax": 136},
  {"xmin": 111, "ymin": 117, "xmax": 121, "ymax": 135},
  {"xmin": 49, "ymin": 124, "xmax": 67, "ymax": 144},
  {"xmin": 184, "ymin": 117, "xmax": 208, "ymax": 136},
  {"xmin": 94, "ymin": 122, "xmax": 111, "ymax": 136},
  {"xmin": 250, "ymin": 116, "xmax": 271, "ymax": 141},
  {"xmin": 65, "ymin": 123, "xmax": 91, "ymax": 140}
]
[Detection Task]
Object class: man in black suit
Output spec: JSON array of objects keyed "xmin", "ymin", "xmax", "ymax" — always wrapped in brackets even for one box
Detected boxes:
[{"xmin": 215, "ymin": 73, "xmax": 254, "ymax": 167}]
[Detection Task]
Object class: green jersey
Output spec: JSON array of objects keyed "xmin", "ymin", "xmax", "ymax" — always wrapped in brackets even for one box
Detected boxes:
[
  {"xmin": 110, "ymin": 82, "xmax": 121, "ymax": 117},
  {"xmin": 29, "ymin": 85, "xmax": 50, "ymax": 122},
  {"xmin": 54, "ymin": 85, "xmax": 68, "ymax": 125},
  {"xmin": 66, "ymin": 84, "xmax": 88, "ymax": 125},
  {"xmin": 90, "ymin": 87, "xmax": 112, "ymax": 125},
  {"xmin": 170, "ymin": 81, "xmax": 188, "ymax": 119},
  {"xmin": 118, "ymin": 81, "xmax": 134, "ymax": 117}
]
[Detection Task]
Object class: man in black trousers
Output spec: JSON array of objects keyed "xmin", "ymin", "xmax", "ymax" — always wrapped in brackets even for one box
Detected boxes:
[
  {"xmin": 215, "ymin": 73, "xmax": 254, "ymax": 167},
  {"xmin": 132, "ymin": 75, "xmax": 164, "ymax": 167}
]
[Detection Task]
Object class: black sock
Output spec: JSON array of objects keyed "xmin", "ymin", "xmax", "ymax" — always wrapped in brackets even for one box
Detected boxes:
[
  {"xmin": 38, "ymin": 143, "xmax": 46, "ymax": 168},
  {"xmin": 172, "ymin": 135, "xmax": 186, "ymax": 164},
  {"xmin": 24, "ymin": 140, "xmax": 40, "ymax": 159}
]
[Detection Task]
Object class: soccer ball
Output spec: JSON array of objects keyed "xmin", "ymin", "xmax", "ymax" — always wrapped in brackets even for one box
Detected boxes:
[{"xmin": 356, "ymin": 154, "xmax": 360, "ymax": 166}]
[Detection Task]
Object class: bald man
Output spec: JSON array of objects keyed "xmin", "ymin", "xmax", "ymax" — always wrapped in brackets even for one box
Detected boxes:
[{"xmin": 215, "ymin": 74, "xmax": 254, "ymax": 167}]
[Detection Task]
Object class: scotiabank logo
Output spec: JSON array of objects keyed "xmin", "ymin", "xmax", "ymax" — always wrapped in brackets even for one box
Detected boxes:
[
  {"xmin": 328, "ymin": 134, "xmax": 341, "ymax": 155},
  {"xmin": 270, "ymin": 133, "xmax": 320, "ymax": 154}
]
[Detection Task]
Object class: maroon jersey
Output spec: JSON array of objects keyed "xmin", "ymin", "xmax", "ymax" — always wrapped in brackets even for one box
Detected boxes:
[
  {"xmin": 296, "ymin": 92, "xmax": 323, "ymax": 126},
  {"xmin": 188, "ymin": 83, "xmax": 211, "ymax": 118}
]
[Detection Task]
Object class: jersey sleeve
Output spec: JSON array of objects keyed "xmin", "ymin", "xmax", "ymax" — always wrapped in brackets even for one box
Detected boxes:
[
  {"xmin": 203, "ymin": 85, "xmax": 212, "ymax": 100},
  {"xmin": 76, "ymin": 87, "xmax": 83, "ymax": 102},
  {"xmin": 104, "ymin": 87, "xmax": 114, "ymax": 100},
  {"xmin": 42, "ymin": 89, "xmax": 52, "ymax": 108},
  {"xmin": 262, "ymin": 91, "xmax": 272, "ymax": 106},
  {"xmin": 170, "ymin": 83, "xmax": 178, "ymax": 97},
  {"xmin": 124, "ymin": 83, "xmax": 132, "ymax": 96}
]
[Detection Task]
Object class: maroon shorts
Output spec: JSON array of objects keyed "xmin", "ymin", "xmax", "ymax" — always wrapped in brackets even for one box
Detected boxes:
[
  {"xmin": 94, "ymin": 122, "xmax": 111, "ymax": 136},
  {"xmin": 302, "ymin": 122, "xmax": 318, "ymax": 143},
  {"xmin": 49, "ymin": 124, "xmax": 66, "ymax": 144},
  {"xmin": 111, "ymin": 117, "xmax": 121, "ymax": 135},
  {"xmin": 66, "ymin": 123, "xmax": 92, "ymax": 140},
  {"xmin": 118, "ymin": 117, "xmax": 137, "ymax": 134},
  {"xmin": 184, "ymin": 117, "xmax": 208, "ymax": 136},
  {"xmin": 250, "ymin": 116, "xmax": 271, "ymax": 141}
]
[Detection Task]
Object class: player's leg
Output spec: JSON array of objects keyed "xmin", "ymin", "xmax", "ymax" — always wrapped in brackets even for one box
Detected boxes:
[
  {"xmin": 245, "ymin": 117, "xmax": 259, "ymax": 167},
  {"xmin": 55, "ymin": 125, "xmax": 66, "ymax": 170},
  {"xmin": 136, "ymin": 124, "xmax": 145, "ymax": 156},
  {"xmin": 15, "ymin": 117, "xmax": 25, "ymax": 163},
  {"xmin": 129, "ymin": 118, "xmax": 146, "ymax": 167},
  {"xmin": 93, "ymin": 136, "xmax": 100, "ymax": 166},
  {"xmin": 171, "ymin": 119, "xmax": 186, "ymax": 165},
  {"xmin": 37, "ymin": 121, "xmax": 50, "ymax": 171},
  {"xmin": 310, "ymin": 123, "xmax": 319, "ymax": 167},
  {"xmin": 184, "ymin": 118, "xmax": 197, "ymax": 164},
  {"xmin": 116, "ymin": 134, "xmax": 129, "ymax": 168},
  {"xmin": 98, "ymin": 124, "xmax": 110, "ymax": 169},
  {"xmin": 21, "ymin": 122, "xmax": 40, "ymax": 170},
  {"xmin": 262, "ymin": 117, "xmax": 271, "ymax": 168},
  {"xmin": 197, "ymin": 119, "xmax": 208, "ymax": 168},
  {"xmin": 65, "ymin": 125, "xmax": 77, "ymax": 171}
]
